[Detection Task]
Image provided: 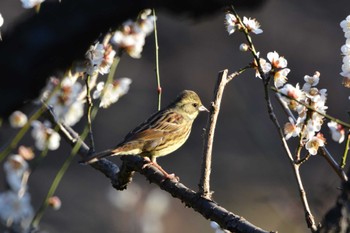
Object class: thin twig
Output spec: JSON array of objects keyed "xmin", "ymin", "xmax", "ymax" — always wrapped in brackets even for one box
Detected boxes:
[
  {"xmin": 341, "ymin": 132, "xmax": 350, "ymax": 168},
  {"xmin": 293, "ymin": 164, "xmax": 317, "ymax": 232},
  {"xmin": 153, "ymin": 8, "xmax": 162, "ymax": 111},
  {"xmin": 266, "ymin": 66, "xmax": 318, "ymax": 233},
  {"xmin": 85, "ymin": 75, "xmax": 95, "ymax": 152},
  {"xmin": 320, "ymin": 147, "xmax": 348, "ymax": 182}
]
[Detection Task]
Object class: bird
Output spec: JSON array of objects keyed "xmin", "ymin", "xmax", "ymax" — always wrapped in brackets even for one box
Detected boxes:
[{"xmin": 82, "ymin": 90, "xmax": 208, "ymax": 177}]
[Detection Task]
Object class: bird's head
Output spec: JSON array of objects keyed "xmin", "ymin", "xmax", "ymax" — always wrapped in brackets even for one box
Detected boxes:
[{"xmin": 173, "ymin": 90, "xmax": 208, "ymax": 120}]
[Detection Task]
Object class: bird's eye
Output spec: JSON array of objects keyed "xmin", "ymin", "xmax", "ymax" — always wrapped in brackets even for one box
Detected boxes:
[{"xmin": 192, "ymin": 103, "xmax": 198, "ymax": 108}]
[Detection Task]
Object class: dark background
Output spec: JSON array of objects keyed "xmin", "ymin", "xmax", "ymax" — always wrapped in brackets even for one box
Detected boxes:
[{"xmin": 1, "ymin": 0, "xmax": 350, "ymax": 232}]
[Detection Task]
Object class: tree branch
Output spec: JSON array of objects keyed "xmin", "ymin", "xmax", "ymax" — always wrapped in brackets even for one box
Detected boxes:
[
  {"xmin": 199, "ymin": 69, "xmax": 229, "ymax": 199},
  {"xmin": 47, "ymin": 106, "xmax": 274, "ymax": 233}
]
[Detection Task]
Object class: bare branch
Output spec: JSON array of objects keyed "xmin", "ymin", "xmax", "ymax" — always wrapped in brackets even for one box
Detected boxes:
[
  {"xmin": 199, "ymin": 69, "xmax": 229, "ymax": 199},
  {"xmin": 320, "ymin": 148, "xmax": 348, "ymax": 182},
  {"xmin": 121, "ymin": 155, "xmax": 274, "ymax": 233}
]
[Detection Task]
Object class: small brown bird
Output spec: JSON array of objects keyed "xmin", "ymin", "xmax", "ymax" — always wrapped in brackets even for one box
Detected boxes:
[{"xmin": 83, "ymin": 90, "xmax": 208, "ymax": 175}]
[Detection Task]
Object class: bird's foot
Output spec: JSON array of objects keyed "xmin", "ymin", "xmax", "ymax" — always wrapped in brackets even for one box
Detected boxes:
[{"xmin": 142, "ymin": 158, "xmax": 179, "ymax": 182}]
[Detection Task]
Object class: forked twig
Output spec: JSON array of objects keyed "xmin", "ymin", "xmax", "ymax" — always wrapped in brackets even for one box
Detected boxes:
[{"xmin": 199, "ymin": 67, "xmax": 247, "ymax": 198}]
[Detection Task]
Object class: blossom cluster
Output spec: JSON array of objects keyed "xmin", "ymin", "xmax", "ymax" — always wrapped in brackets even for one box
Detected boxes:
[
  {"xmin": 278, "ymin": 71, "xmax": 329, "ymax": 155},
  {"xmin": 111, "ymin": 9, "xmax": 156, "ymax": 58},
  {"xmin": 86, "ymin": 43, "xmax": 116, "ymax": 76},
  {"xmin": 31, "ymin": 120, "xmax": 61, "ymax": 151},
  {"xmin": 223, "ymin": 12, "xmax": 346, "ymax": 156},
  {"xmin": 93, "ymin": 78, "xmax": 132, "ymax": 108},
  {"xmin": 255, "ymin": 51, "xmax": 291, "ymax": 88},
  {"xmin": 43, "ymin": 76, "xmax": 84, "ymax": 126},
  {"xmin": 5, "ymin": 9, "xmax": 154, "ymax": 153},
  {"xmin": 340, "ymin": 15, "xmax": 350, "ymax": 87}
]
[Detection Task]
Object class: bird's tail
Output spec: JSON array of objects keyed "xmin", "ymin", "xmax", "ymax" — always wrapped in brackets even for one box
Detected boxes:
[{"xmin": 80, "ymin": 149, "xmax": 114, "ymax": 164}]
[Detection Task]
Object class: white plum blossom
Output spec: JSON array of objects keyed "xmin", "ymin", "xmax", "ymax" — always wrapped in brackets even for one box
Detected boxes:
[
  {"xmin": 341, "ymin": 44, "xmax": 350, "ymax": 55},
  {"xmin": 304, "ymin": 87, "xmax": 327, "ymax": 106},
  {"xmin": 86, "ymin": 43, "xmax": 105, "ymax": 75},
  {"xmin": 93, "ymin": 78, "xmax": 132, "ymax": 108},
  {"xmin": 305, "ymin": 134, "xmax": 325, "ymax": 155},
  {"xmin": 254, "ymin": 57, "xmax": 271, "ymax": 78},
  {"xmin": 31, "ymin": 120, "xmax": 61, "ymax": 151},
  {"xmin": 4, "ymin": 155, "xmax": 29, "ymax": 194},
  {"xmin": 111, "ymin": 9, "xmax": 155, "ymax": 58},
  {"xmin": 284, "ymin": 117, "xmax": 301, "ymax": 140},
  {"xmin": 279, "ymin": 83, "xmax": 304, "ymax": 101},
  {"xmin": 266, "ymin": 51, "xmax": 290, "ymax": 88},
  {"xmin": 273, "ymin": 68, "xmax": 290, "ymax": 88},
  {"xmin": 242, "ymin": 16, "xmax": 263, "ymax": 34},
  {"xmin": 225, "ymin": 13, "xmax": 238, "ymax": 35},
  {"xmin": 9, "ymin": 111, "xmax": 28, "ymax": 128},
  {"xmin": 45, "ymin": 76, "xmax": 84, "ymax": 126},
  {"xmin": 138, "ymin": 9, "xmax": 155, "ymax": 34},
  {"xmin": 340, "ymin": 15, "xmax": 350, "ymax": 38},
  {"xmin": 0, "ymin": 191, "xmax": 33, "ymax": 230},
  {"xmin": 267, "ymin": 51, "xmax": 288, "ymax": 69},
  {"xmin": 303, "ymin": 71, "xmax": 320, "ymax": 91},
  {"xmin": 99, "ymin": 45, "xmax": 116, "ymax": 74},
  {"xmin": 279, "ymin": 83, "xmax": 305, "ymax": 112},
  {"xmin": 86, "ymin": 43, "xmax": 116, "ymax": 75},
  {"xmin": 20, "ymin": 0, "xmax": 45, "ymax": 8},
  {"xmin": 327, "ymin": 121, "xmax": 345, "ymax": 143}
]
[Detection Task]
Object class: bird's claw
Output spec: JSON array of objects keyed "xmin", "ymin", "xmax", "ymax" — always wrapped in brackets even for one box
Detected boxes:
[{"xmin": 142, "ymin": 160, "xmax": 179, "ymax": 182}]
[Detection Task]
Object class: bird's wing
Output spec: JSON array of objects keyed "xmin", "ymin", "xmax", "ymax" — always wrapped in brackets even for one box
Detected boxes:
[
  {"xmin": 125, "ymin": 110, "xmax": 184, "ymax": 141},
  {"xmin": 117, "ymin": 111, "xmax": 185, "ymax": 152}
]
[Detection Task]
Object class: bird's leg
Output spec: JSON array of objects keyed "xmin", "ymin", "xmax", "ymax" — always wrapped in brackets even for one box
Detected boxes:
[{"xmin": 143, "ymin": 157, "xmax": 178, "ymax": 181}]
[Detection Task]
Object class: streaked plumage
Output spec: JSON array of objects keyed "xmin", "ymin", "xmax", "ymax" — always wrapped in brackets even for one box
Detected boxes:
[{"xmin": 82, "ymin": 90, "xmax": 208, "ymax": 167}]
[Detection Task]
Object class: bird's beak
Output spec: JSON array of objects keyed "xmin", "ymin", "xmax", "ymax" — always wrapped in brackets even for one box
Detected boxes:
[{"xmin": 198, "ymin": 105, "xmax": 209, "ymax": 112}]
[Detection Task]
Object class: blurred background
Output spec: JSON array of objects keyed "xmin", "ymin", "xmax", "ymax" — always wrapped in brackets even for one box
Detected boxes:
[{"xmin": 1, "ymin": 0, "xmax": 350, "ymax": 232}]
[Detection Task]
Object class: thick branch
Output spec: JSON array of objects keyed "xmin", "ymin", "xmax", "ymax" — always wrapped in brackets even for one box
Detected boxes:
[
  {"xmin": 49, "ymin": 108, "xmax": 273, "ymax": 233},
  {"xmin": 122, "ymin": 156, "xmax": 274, "ymax": 233}
]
